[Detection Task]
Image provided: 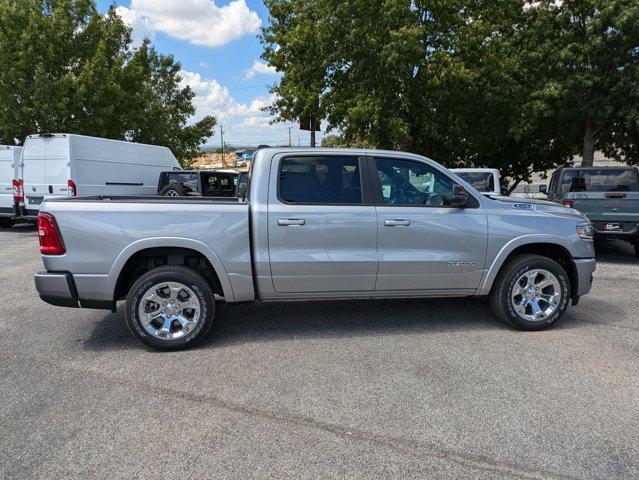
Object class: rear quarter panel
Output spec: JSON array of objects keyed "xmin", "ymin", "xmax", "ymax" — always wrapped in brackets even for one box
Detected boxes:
[{"xmin": 40, "ymin": 200, "xmax": 252, "ymax": 302}]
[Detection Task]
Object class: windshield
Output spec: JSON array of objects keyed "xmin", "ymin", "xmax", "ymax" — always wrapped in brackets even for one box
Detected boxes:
[
  {"xmin": 561, "ymin": 169, "xmax": 638, "ymax": 193},
  {"xmin": 455, "ymin": 172, "xmax": 495, "ymax": 192}
]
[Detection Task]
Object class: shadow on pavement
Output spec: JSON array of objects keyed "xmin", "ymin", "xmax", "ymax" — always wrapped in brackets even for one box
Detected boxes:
[
  {"xmin": 595, "ymin": 239, "xmax": 638, "ymax": 265},
  {"xmin": 82, "ymin": 294, "xmax": 602, "ymax": 352}
]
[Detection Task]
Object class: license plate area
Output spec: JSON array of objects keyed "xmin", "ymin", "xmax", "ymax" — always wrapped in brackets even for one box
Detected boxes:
[
  {"xmin": 27, "ymin": 196, "xmax": 43, "ymax": 206},
  {"xmin": 603, "ymin": 222, "xmax": 622, "ymax": 232}
]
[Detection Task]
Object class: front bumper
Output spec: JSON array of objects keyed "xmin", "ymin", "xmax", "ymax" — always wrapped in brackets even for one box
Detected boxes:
[
  {"xmin": 573, "ymin": 258, "xmax": 596, "ymax": 297},
  {"xmin": 35, "ymin": 271, "xmax": 114, "ymax": 310}
]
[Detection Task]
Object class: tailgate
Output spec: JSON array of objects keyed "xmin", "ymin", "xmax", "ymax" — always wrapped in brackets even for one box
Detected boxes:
[{"xmin": 568, "ymin": 192, "xmax": 639, "ymax": 223}]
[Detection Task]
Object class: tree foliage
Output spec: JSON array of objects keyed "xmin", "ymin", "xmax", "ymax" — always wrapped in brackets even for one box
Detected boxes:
[
  {"xmin": 0, "ymin": 0, "xmax": 215, "ymax": 165},
  {"xmin": 262, "ymin": 0, "xmax": 639, "ymax": 187}
]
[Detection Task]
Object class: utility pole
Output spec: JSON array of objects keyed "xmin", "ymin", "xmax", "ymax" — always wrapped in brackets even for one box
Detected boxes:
[
  {"xmin": 288, "ymin": 127, "xmax": 292, "ymax": 147},
  {"xmin": 220, "ymin": 125, "xmax": 224, "ymax": 160}
]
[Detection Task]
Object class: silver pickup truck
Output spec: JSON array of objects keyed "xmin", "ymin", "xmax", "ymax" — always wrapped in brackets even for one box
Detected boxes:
[{"xmin": 35, "ymin": 148, "xmax": 596, "ymax": 350}]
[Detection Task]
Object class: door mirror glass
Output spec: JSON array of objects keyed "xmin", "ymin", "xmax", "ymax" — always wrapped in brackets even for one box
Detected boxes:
[
  {"xmin": 539, "ymin": 184, "xmax": 547, "ymax": 194},
  {"xmin": 451, "ymin": 185, "xmax": 469, "ymax": 208}
]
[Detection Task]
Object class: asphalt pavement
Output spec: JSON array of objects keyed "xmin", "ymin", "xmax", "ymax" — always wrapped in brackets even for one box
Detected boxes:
[{"xmin": 1, "ymin": 224, "xmax": 637, "ymax": 479}]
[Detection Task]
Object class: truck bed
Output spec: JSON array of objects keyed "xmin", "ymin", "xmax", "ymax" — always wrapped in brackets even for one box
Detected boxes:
[
  {"xmin": 43, "ymin": 195, "xmax": 244, "ymax": 204},
  {"xmin": 39, "ymin": 195, "xmax": 254, "ymax": 303}
]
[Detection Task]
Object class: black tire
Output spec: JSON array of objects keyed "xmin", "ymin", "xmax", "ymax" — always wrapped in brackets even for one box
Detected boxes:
[
  {"xmin": 0, "ymin": 218, "xmax": 14, "ymax": 229},
  {"xmin": 160, "ymin": 184, "xmax": 188, "ymax": 197},
  {"xmin": 634, "ymin": 242, "xmax": 639, "ymax": 257},
  {"xmin": 490, "ymin": 254, "xmax": 571, "ymax": 331},
  {"xmin": 125, "ymin": 265, "xmax": 215, "ymax": 350}
]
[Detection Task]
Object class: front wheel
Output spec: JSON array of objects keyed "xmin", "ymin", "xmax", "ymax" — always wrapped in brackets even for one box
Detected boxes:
[
  {"xmin": 490, "ymin": 254, "xmax": 570, "ymax": 330},
  {"xmin": 125, "ymin": 266, "xmax": 215, "ymax": 350}
]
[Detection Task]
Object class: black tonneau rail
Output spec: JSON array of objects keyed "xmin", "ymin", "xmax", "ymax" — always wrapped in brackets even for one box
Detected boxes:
[{"xmin": 43, "ymin": 195, "xmax": 245, "ymax": 204}]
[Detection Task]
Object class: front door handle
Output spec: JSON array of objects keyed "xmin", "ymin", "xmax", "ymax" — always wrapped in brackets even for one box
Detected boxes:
[
  {"xmin": 278, "ymin": 218, "xmax": 306, "ymax": 226},
  {"xmin": 384, "ymin": 219, "xmax": 411, "ymax": 227}
]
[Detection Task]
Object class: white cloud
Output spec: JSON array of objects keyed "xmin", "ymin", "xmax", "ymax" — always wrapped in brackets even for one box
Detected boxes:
[
  {"xmin": 179, "ymin": 70, "xmax": 313, "ymax": 146},
  {"xmin": 116, "ymin": 6, "xmax": 154, "ymax": 48},
  {"xmin": 244, "ymin": 60, "xmax": 277, "ymax": 79},
  {"xmin": 127, "ymin": 0, "xmax": 261, "ymax": 48}
]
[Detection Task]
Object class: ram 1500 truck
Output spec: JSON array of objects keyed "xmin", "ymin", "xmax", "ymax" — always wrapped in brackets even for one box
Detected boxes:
[{"xmin": 35, "ymin": 148, "xmax": 596, "ymax": 350}]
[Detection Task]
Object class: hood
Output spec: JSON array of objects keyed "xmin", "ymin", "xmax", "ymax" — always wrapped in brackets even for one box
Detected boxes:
[{"xmin": 488, "ymin": 196, "xmax": 588, "ymax": 221}]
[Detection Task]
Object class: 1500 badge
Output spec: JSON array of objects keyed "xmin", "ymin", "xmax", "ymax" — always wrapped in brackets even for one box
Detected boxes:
[{"xmin": 447, "ymin": 261, "xmax": 476, "ymax": 268}]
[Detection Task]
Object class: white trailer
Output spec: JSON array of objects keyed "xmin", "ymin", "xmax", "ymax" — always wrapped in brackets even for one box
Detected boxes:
[
  {"xmin": 18, "ymin": 134, "xmax": 181, "ymax": 218},
  {"xmin": 0, "ymin": 146, "xmax": 22, "ymax": 228}
]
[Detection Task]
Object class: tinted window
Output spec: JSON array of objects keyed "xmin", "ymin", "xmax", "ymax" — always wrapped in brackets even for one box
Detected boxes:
[
  {"xmin": 279, "ymin": 156, "xmax": 362, "ymax": 204},
  {"xmin": 561, "ymin": 169, "xmax": 638, "ymax": 193},
  {"xmin": 376, "ymin": 158, "xmax": 453, "ymax": 206},
  {"xmin": 168, "ymin": 172, "xmax": 198, "ymax": 192},
  {"xmin": 456, "ymin": 172, "xmax": 494, "ymax": 192}
]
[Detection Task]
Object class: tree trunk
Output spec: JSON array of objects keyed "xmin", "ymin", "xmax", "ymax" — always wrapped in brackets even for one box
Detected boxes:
[
  {"xmin": 581, "ymin": 120, "xmax": 596, "ymax": 167},
  {"xmin": 310, "ymin": 129, "xmax": 316, "ymax": 148}
]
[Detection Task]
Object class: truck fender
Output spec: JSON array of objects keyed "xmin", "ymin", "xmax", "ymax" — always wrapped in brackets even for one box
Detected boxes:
[
  {"xmin": 106, "ymin": 237, "xmax": 236, "ymax": 302},
  {"xmin": 477, "ymin": 234, "xmax": 576, "ymax": 296}
]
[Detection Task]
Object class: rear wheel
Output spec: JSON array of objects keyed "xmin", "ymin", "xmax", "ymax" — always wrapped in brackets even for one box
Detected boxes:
[
  {"xmin": 160, "ymin": 184, "xmax": 187, "ymax": 197},
  {"xmin": 0, "ymin": 218, "xmax": 14, "ymax": 229},
  {"xmin": 490, "ymin": 254, "xmax": 570, "ymax": 330},
  {"xmin": 125, "ymin": 265, "xmax": 215, "ymax": 350}
]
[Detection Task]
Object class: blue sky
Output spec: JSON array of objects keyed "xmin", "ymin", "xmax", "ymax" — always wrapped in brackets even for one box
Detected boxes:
[{"xmin": 96, "ymin": 0, "xmax": 320, "ymax": 147}]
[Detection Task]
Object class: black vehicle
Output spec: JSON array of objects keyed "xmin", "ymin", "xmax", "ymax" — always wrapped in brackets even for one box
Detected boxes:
[{"xmin": 157, "ymin": 170, "xmax": 239, "ymax": 198}]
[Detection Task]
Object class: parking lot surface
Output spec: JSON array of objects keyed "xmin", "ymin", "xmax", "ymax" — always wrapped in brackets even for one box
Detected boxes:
[{"xmin": 1, "ymin": 225, "xmax": 638, "ymax": 479}]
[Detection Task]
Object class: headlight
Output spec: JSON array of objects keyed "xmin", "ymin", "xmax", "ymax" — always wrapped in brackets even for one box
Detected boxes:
[{"xmin": 576, "ymin": 222, "xmax": 594, "ymax": 240}]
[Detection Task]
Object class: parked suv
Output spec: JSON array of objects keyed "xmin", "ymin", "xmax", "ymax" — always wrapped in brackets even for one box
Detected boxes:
[
  {"xmin": 158, "ymin": 170, "xmax": 238, "ymax": 197},
  {"xmin": 542, "ymin": 166, "xmax": 639, "ymax": 255}
]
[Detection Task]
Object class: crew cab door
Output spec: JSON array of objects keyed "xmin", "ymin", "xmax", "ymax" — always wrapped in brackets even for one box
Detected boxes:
[
  {"xmin": 267, "ymin": 154, "xmax": 378, "ymax": 293},
  {"xmin": 370, "ymin": 156, "xmax": 488, "ymax": 293}
]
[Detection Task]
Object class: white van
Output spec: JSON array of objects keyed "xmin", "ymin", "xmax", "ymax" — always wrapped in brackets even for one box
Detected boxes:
[
  {"xmin": 19, "ymin": 134, "xmax": 181, "ymax": 218},
  {"xmin": 0, "ymin": 146, "xmax": 22, "ymax": 228}
]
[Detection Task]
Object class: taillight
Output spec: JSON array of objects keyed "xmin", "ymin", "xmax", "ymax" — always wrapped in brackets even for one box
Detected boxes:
[
  {"xmin": 13, "ymin": 179, "xmax": 24, "ymax": 201},
  {"xmin": 563, "ymin": 200, "xmax": 573, "ymax": 208},
  {"xmin": 37, "ymin": 212, "xmax": 65, "ymax": 255},
  {"xmin": 67, "ymin": 180, "xmax": 77, "ymax": 197}
]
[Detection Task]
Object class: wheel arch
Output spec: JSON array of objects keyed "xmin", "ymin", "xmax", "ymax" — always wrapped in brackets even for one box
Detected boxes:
[
  {"xmin": 108, "ymin": 238, "xmax": 235, "ymax": 303},
  {"xmin": 479, "ymin": 236, "xmax": 579, "ymax": 299}
]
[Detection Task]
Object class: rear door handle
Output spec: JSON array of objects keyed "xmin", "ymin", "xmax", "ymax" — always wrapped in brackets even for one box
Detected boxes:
[
  {"xmin": 278, "ymin": 218, "xmax": 305, "ymax": 226},
  {"xmin": 384, "ymin": 219, "xmax": 411, "ymax": 227}
]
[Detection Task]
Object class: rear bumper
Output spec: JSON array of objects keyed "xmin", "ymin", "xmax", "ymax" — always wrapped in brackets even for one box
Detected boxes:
[
  {"xmin": 35, "ymin": 271, "xmax": 114, "ymax": 310},
  {"xmin": 592, "ymin": 221, "xmax": 639, "ymax": 240},
  {"xmin": 0, "ymin": 206, "xmax": 14, "ymax": 218},
  {"xmin": 573, "ymin": 258, "xmax": 596, "ymax": 297}
]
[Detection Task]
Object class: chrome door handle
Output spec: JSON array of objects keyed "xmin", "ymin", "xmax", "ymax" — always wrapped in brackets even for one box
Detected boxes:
[
  {"xmin": 384, "ymin": 219, "xmax": 410, "ymax": 227},
  {"xmin": 278, "ymin": 218, "xmax": 305, "ymax": 226}
]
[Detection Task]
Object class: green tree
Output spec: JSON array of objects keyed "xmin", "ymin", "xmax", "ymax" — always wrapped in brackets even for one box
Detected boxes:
[
  {"xmin": 524, "ymin": 0, "xmax": 639, "ymax": 167},
  {"xmin": 0, "ymin": 0, "xmax": 215, "ymax": 166},
  {"xmin": 262, "ymin": 0, "xmax": 639, "ymax": 187}
]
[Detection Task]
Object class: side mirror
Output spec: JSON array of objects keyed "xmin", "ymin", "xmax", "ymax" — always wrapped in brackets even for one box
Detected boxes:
[
  {"xmin": 539, "ymin": 184, "xmax": 547, "ymax": 194},
  {"xmin": 500, "ymin": 184, "xmax": 509, "ymax": 196},
  {"xmin": 451, "ymin": 184, "xmax": 469, "ymax": 208}
]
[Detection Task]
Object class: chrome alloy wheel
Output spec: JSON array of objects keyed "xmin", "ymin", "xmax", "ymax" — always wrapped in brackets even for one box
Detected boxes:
[
  {"xmin": 164, "ymin": 190, "xmax": 179, "ymax": 197},
  {"xmin": 138, "ymin": 282, "xmax": 201, "ymax": 341},
  {"xmin": 510, "ymin": 269, "xmax": 562, "ymax": 322}
]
